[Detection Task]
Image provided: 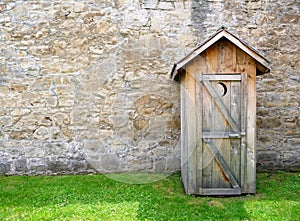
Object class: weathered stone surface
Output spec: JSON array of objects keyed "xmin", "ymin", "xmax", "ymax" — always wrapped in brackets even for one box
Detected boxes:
[
  {"xmin": 99, "ymin": 154, "xmax": 121, "ymax": 172},
  {"xmin": 46, "ymin": 158, "xmax": 71, "ymax": 174},
  {"xmin": 28, "ymin": 158, "xmax": 47, "ymax": 174},
  {"xmin": 0, "ymin": 0, "xmax": 298, "ymax": 175},
  {"xmin": 14, "ymin": 159, "xmax": 28, "ymax": 172},
  {"xmin": 0, "ymin": 162, "xmax": 11, "ymax": 174}
]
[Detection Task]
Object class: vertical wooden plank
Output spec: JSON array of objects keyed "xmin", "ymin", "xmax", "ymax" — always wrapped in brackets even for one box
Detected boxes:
[
  {"xmin": 211, "ymin": 80, "xmax": 220, "ymax": 188},
  {"xmin": 201, "ymin": 49, "xmax": 218, "ymax": 190},
  {"xmin": 185, "ymin": 71, "xmax": 197, "ymax": 194},
  {"xmin": 219, "ymin": 80, "xmax": 231, "ymax": 188},
  {"xmin": 211, "ymin": 80, "xmax": 230, "ymax": 188},
  {"xmin": 230, "ymin": 79, "xmax": 242, "ymax": 185},
  {"xmin": 201, "ymin": 82, "xmax": 213, "ymax": 188},
  {"xmin": 202, "ymin": 91, "xmax": 211, "ymax": 190},
  {"xmin": 196, "ymin": 77, "xmax": 203, "ymax": 191},
  {"xmin": 202, "ymin": 141, "xmax": 213, "ymax": 188},
  {"xmin": 203, "ymin": 138, "xmax": 240, "ymax": 189},
  {"xmin": 187, "ymin": 53, "xmax": 208, "ymax": 76},
  {"xmin": 187, "ymin": 53, "xmax": 207, "ymax": 193},
  {"xmin": 180, "ymin": 74, "xmax": 188, "ymax": 193},
  {"xmin": 237, "ymin": 48, "xmax": 256, "ymax": 194},
  {"xmin": 240, "ymin": 73, "xmax": 248, "ymax": 192},
  {"xmin": 214, "ymin": 139, "xmax": 231, "ymax": 188},
  {"xmin": 206, "ymin": 44, "xmax": 218, "ymax": 73},
  {"xmin": 215, "ymin": 40, "xmax": 238, "ymax": 189},
  {"xmin": 246, "ymin": 61, "xmax": 256, "ymax": 194},
  {"xmin": 218, "ymin": 39, "xmax": 237, "ymax": 73},
  {"xmin": 204, "ymin": 45, "xmax": 218, "ymax": 189}
]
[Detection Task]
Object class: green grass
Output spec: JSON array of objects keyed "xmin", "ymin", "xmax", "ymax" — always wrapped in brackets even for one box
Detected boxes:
[{"xmin": 0, "ymin": 172, "xmax": 299, "ymax": 220}]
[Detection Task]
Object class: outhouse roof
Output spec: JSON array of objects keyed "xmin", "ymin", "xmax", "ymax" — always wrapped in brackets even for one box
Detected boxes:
[{"xmin": 171, "ymin": 28, "xmax": 271, "ymax": 81}]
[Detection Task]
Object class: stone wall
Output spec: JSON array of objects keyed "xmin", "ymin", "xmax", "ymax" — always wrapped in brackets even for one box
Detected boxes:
[{"xmin": 0, "ymin": 0, "xmax": 299, "ymax": 175}]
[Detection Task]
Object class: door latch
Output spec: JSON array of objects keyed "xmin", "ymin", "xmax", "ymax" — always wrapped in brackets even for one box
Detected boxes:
[{"xmin": 228, "ymin": 133, "xmax": 240, "ymax": 138}]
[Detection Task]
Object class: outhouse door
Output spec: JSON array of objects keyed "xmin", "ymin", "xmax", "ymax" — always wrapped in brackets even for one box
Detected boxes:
[{"xmin": 198, "ymin": 73, "xmax": 247, "ymax": 195}]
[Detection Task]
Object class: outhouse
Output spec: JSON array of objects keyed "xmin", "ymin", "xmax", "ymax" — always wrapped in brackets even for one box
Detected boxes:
[{"xmin": 171, "ymin": 28, "xmax": 270, "ymax": 195}]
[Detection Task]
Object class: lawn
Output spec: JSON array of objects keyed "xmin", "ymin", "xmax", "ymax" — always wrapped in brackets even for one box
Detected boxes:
[{"xmin": 0, "ymin": 172, "xmax": 299, "ymax": 220}]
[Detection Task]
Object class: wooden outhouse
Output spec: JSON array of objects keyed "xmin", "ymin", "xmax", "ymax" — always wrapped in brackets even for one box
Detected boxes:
[{"xmin": 171, "ymin": 28, "xmax": 270, "ymax": 195}]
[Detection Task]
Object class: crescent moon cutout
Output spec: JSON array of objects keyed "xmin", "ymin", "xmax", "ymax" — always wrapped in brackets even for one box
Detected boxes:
[{"xmin": 218, "ymin": 82, "xmax": 227, "ymax": 97}]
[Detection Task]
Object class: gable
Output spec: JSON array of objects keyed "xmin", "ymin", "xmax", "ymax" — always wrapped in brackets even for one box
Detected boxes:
[{"xmin": 171, "ymin": 29, "xmax": 270, "ymax": 81}]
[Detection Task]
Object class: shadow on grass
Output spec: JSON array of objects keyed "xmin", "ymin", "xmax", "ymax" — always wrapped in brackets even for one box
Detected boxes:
[{"xmin": 0, "ymin": 172, "xmax": 299, "ymax": 220}]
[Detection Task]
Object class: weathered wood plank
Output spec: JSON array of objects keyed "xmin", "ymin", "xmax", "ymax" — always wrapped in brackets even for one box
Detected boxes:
[
  {"xmin": 220, "ymin": 80, "xmax": 232, "ymax": 188},
  {"xmin": 199, "ymin": 188, "xmax": 241, "ymax": 196},
  {"xmin": 202, "ymin": 80, "xmax": 239, "ymax": 132},
  {"xmin": 202, "ymin": 142, "xmax": 213, "ymax": 188},
  {"xmin": 185, "ymin": 71, "xmax": 197, "ymax": 194},
  {"xmin": 202, "ymin": 84, "xmax": 213, "ymax": 188},
  {"xmin": 204, "ymin": 46, "xmax": 219, "ymax": 189},
  {"xmin": 210, "ymin": 79, "xmax": 230, "ymax": 188},
  {"xmin": 237, "ymin": 48, "xmax": 256, "ymax": 193},
  {"xmin": 230, "ymin": 79, "xmax": 241, "ymax": 185},
  {"xmin": 206, "ymin": 43, "xmax": 218, "ymax": 73},
  {"xmin": 201, "ymin": 75, "xmax": 241, "ymax": 81},
  {"xmin": 203, "ymin": 138, "xmax": 240, "ymax": 189},
  {"xmin": 196, "ymin": 77, "xmax": 203, "ymax": 190},
  {"xmin": 211, "ymin": 80, "xmax": 222, "ymax": 188},
  {"xmin": 204, "ymin": 45, "xmax": 219, "ymax": 189},
  {"xmin": 187, "ymin": 53, "xmax": 207, "ymax": 76},
  {"xmin": 184, "ymin": 53, "xmax": 209, "ymax": 194},
  {"xmin": 240, "ymin": 73, "xmax": 248, "ymax": 192},
  {"xmin": 203, "ymin": 46, "xmax": 219, "ymax": 189},
  {"xmin": 213, "ymin": 139, "xmax": 230, "ymax": 188},
  {"xmin": 218, "ymin": 39, "xmax": 237, "ymax": 73},
  {"xmin": 180, "ymin": 74, "xmax": 188, "ymax": 193},
  {"xmin": 202, "ymin": 132, "xmax": 243, "ymax": 138}
]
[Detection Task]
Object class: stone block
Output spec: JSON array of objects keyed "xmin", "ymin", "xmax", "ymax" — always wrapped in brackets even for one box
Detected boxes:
[
  {"xmin": 28, "ymin": 158, "xmax": 47, "ymax": 173},
  {"xmin": 257, "ymin": 151, "xmax": 278, "ymax": 162},
  {"xmin": 281, "ymin": 14, "xmax": 299, "ymax": 24},
  {"xmin": 74, "ymin": 2, "xmax": 86, "ymax": 13},
  {"xmin": 133, "ymin": 117, "xmax": 148, "ymax": 131},
  {"xmin": 0, "ymin": 162, "xmax": 11, "ymax": 174},
  {"xmin": 12, "ymin": 4, "xmax": 28, "ymax": 20},
  {"xmin": 44, "ymin": 142, "xmax": 68, "ymax": 156},
  {"xmin": 0, "ymin": 85, "xmax": 9, "ymax": 95},
  {"xmin": 14, "ymin": 159, "xmax": 28, "ymax": 172},
  {"xmin": 100, "ymin": 154, "xmax": 120, "ymax": 172},
  {"xmin": 71, "ymin": 160, "xmax": 88, "ymax": 172},
  {"xmin": 32, "ymin": 77, "xmax": 52, "ymax": 91},
  {"xmin": 53, "ymin": 113, "xmax": 70, "ymax": 126},
  {"xmin": 166, "ymin": 153, "xmax": 180, "ymax": 172},
  {"xmin": 33, "ymin": 127, "xmax": 50, "ymax": 140},
  {"xmin": 247, "ymin": 2, "xmax": 262, "ymax": 10},
  {"xmin": 11, "ymin": 108, "xmax": 31, "ymax": 116},
  {"xmin": 123, "ymin": 10, "xmax": 149, "ymax": 27},
  {"xmin": 257, "ymin": 116, "xmax": 281, "ymax": 129},
  {"xmin": 141, "ymin": 0, "xmax": 158, "ymax": 9},
  {"xmin": 154, "ymin": 157, "xmax": 166, "ymax": 172},
  {"xmin": 11, "ymin": 130, "xmax": 34, "ymax": 140},
  {"xmin": 25, "ymin": 147, "xmax": 44, "ymax": 158},
  {"xmin": 82, "ymin": 140, "xmax": 107, "ymax": 155},
  {"xmin": 46, "ymin": 158, "xmax": 71, "ymax": 173},
  {"xmin": 263, "ymin": 92, "xmax": 288, "ymax": 108},
  {"xmin": 158, "ymin": 2, "xmax": 175, "ymax": 10},
  {"xmin": 0, "ymin": 116, "xmax": 13, "ymax": 127},
  {"xmin": 177, "ymin": 34, "xmax": 197, "ymax": 47}
]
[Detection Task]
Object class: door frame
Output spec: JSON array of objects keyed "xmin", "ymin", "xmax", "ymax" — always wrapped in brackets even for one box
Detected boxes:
[{"xmin": 197, "ymin": 73, "xmax": 247, "ymax": 195}]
